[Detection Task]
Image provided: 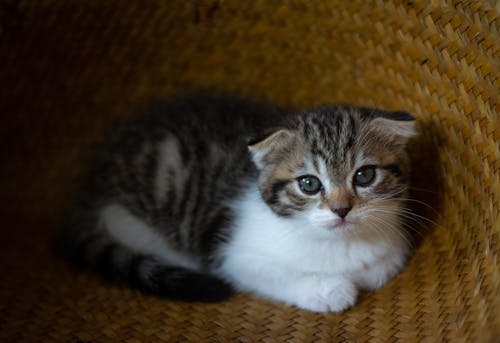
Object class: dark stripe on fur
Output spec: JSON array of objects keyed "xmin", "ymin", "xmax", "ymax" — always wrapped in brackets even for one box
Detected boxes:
[
  {"xmin": 285, "ymin": 190, "xmax": 308, "ymax": 208},
  {"xmin": 346, "ymin": 115, "xmax": 357, "ymax": 150},
  {"xmin": 176, "ymin": 172, "xmax": 194, "ymax": 227},
  {"xmin": 267, "ymin": 179, "xmax": 289, "ymax": 205},
  {"xmin": 158, "ymin": 170, "xmax": 177, "ymax": 223},
  {"xmin": 199, "ymin": 208, "xmax": 231, "ymax": 257},
  {"xmin": 188, "ymin": 168, "xmax": 208, "ymax": 246},
  {"xmin": 144, "ymin": 148, "xmax": 158, "ymax": 216}
]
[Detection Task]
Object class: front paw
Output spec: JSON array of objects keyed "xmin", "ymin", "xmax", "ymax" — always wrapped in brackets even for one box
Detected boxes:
[{"xmin": 294, "ymin": 277, "xmax": 357, "ymax": 313}]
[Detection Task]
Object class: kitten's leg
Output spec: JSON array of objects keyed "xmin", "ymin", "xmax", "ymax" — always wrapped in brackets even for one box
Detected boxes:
[
  {"xmin": 64, "ymin": 203, "xmax": 233, "ymax": 302},
  {"xmin": 288, "ymin": 274, "xmax": 358, "ymax": 312},
  {"xmin": 217, "ymin": 258, "xmax": 357, "ymax": 312}
]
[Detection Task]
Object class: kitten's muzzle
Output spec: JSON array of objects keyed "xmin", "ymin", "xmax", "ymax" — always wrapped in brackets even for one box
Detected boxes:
[{"xmin": 333, "ymin": 207, "xmax": 351, "ymax": 219}]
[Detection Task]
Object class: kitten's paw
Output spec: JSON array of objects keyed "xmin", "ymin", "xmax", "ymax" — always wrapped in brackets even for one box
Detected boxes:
[{"xmin": 295, "ymin": 278, "xmax": 357, "ymax": 313}]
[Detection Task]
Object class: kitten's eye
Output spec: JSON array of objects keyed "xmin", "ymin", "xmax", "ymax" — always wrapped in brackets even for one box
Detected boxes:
[
  {"xmin": 354, "ymin": 166, "xmax": 376, "ymax": 187},
  {"xmin": 297, "ymin": 175, "xmax": 322, "ymax": 195}
]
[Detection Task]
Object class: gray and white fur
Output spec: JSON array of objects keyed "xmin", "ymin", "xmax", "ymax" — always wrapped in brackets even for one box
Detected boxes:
[{"xmin": 60, "ymin": 95, "xmax": 417, "ymax": 312}]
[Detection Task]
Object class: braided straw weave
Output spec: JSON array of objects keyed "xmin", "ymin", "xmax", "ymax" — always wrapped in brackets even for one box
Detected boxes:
[{"xmin": 0, "ymin": 1, "xmax": 498, "ymax": 341}]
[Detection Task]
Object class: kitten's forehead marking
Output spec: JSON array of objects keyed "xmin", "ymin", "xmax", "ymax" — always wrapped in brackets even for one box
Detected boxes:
[{"xmin": 301, "ymin": 109, "xmax": 360, "ymax": 170}]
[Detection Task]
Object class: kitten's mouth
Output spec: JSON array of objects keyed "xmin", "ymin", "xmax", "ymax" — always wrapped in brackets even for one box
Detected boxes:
[{"xmin": 328, "ymin": 219, "xmax": 357, "ymax": 230}]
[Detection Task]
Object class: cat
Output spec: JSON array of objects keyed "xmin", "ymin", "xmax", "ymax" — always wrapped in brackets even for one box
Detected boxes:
[{"xmin": 60, "ymin": 94, "xmax": 417, "ymax": 312}]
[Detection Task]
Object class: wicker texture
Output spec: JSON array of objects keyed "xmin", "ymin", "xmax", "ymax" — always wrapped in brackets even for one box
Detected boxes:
[{"xmin": 0, "ymin": 0, "xmax": 498, "ymax": 341}]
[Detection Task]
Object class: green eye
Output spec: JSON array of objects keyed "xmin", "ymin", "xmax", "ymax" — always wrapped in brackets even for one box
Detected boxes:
[
  {"xmin": 354, "ymin": 166, "xmax": 376, "ymax": 187},
  {"xmin": 298, "ymin": 175, "xmax": 322, "ymax": 195}
]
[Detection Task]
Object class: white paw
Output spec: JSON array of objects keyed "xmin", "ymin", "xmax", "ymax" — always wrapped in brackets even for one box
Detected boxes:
[{"xmin": 294, "ymin": 277, "xmax": 358, "ymax": 313}]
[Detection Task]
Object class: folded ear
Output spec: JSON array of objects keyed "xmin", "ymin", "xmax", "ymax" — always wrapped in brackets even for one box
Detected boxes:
[
  {"xmin": 371, "ymin": 111, "xmax": 417, "ymax": 139},
  {"xmin": 248, "ymin": 129, "xmax": 294, "ymax": 169}
]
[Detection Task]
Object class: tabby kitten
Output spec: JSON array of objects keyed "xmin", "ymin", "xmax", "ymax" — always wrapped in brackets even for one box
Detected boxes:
[{"xmin": 61, "ymin": 95, "xmax": 417, "ymax": 312}]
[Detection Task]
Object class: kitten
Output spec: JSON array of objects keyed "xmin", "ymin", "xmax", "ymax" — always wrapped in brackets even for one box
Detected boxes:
[{"xmin": 61, "ymin": 95, "xmax": 417, "ymax": 312}]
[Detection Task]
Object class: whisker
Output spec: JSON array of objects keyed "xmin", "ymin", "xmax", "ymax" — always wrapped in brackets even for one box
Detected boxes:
[
  {"xmin": 365, "ymin": 207, "xmax": 428, "ymax": 226},
  {"xmin": 364, "ymin": 216, "xmax": 393, "ymax": 243},
  {"xmin": 376, "ymin": 188, "xmax": 409, "ymax": 200},
  {"xmin": 407, "ymin": 186, "xmax": 439, "ymax": 194},
  {"xmin": 368, "ymin": 215, "xmax": 413, "ymax": 247},
  {"xmin": 363, "ymin": 209, "xmax": 426, "ymax": 232},
  {"xmin": 363, "ymin": 206, "xmax": 442, "ymax": 231},
  {"xmin": 373, "ymin": 197, "xmax": 441, "ymax": 217}
]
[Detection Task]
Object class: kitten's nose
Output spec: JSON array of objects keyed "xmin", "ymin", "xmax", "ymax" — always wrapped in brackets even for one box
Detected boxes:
[{"xmin": 333, "ymin": 207, "xmax": 351, "ymax": 219}]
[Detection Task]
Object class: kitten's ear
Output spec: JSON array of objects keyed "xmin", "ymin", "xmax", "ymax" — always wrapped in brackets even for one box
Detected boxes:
[
  {"xmin": 371, "ymin": 111, "xmax": 418, "ymax": 139},
  {"xmin": 248, "ymin": 129, "xmax": 294, "ymax": 169}
]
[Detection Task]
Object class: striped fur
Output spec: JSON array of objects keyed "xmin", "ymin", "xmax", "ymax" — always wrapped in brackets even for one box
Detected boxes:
[{"xmin": 60, "ymin": 95, "xmax": 416, "ymax": 307}]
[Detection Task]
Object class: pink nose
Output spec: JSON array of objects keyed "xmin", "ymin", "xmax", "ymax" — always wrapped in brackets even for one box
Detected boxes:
[{"xmin": 333, "ymin": 207, "xmax": 351, "ymax": 218}]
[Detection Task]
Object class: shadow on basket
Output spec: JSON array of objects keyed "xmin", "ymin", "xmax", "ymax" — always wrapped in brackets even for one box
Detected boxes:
[{"xmin": 406, "ymin": 118, "xmax": 444, "ymax": 247}]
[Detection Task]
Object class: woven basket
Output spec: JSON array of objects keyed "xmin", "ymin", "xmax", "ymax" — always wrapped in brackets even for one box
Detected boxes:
[{"xmin": 0, "ymin": 1, "xmax": 498, "ymax": 341}]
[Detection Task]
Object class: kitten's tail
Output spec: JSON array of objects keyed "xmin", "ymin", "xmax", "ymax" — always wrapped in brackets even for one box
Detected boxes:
[{"xmin": 58, "ymin": 221, "xmax": 233, "ymax": 302}]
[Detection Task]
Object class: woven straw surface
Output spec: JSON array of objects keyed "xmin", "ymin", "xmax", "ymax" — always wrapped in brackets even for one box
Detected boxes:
[{"xmin": 0, "ymin": 1, "xmax": 498, "ymax": 342}]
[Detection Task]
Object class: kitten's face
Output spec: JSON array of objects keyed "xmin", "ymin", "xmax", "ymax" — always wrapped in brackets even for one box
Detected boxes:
[{"xmin": 249, "ymin": 106, "xmax": 416, "ymax": 234}]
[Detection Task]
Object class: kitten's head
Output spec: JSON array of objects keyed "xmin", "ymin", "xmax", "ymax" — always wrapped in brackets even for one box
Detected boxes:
[{"xmin": 248, "ymin": 105, "xmax": 417, "ymax": 235}]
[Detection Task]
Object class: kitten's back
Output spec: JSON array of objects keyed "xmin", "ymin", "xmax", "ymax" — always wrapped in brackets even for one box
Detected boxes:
[{"xmin": 60, "ymin": 95, "xmax": 284, "ymax": 301}]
